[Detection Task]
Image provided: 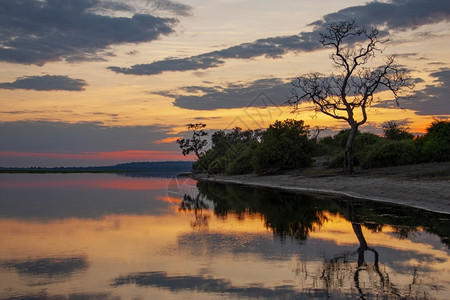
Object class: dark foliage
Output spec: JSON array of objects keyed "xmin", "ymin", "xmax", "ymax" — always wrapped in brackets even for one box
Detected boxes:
[
  {"xmin": 360, "ymin": 140, "xmax": 419, "ymax": 169},
  {"xmin": 176, "ymin": 123, "xmax": 208, "ymax": 158},
  {"xmin": 252, "ymin": 119, "xmax": 314, "ymax": 174},
  {"xmin": 417, "ymin": 120, "xmax": 450, "ymax": 162},
  {"xmin": 382, "ymin": 122, "xmax": 414, "ymax": 141},
  {"xmin": 194, "ymin": 120, "xmax": 315, "ymax": 175}
]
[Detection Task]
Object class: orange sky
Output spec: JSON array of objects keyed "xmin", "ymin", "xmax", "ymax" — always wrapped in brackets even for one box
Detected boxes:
[{"xmin": 0, "ymin": 0, "xmax": 449, "ymax": 166}]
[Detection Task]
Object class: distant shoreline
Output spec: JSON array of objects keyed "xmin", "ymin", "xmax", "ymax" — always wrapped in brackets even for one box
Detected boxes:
[
  {"xmin": 193, "ymin": 162, "xmax": 450, "ymax": 215},
  {"xmin": 0, "ymin": 161, "xmax": 194, "ymax": 174}
]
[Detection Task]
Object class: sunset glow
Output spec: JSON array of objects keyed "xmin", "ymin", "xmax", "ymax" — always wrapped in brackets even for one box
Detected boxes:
[{"xmin": 0, "ymin": 0, "xmax": 449, "ymax": 167}]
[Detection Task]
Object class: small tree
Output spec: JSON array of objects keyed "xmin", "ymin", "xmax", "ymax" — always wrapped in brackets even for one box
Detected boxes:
[
  {"xmin": 382, "ymin": 121, "xmax": 414, "ymax": 140},
  {"xmin": 176, "ymin": 123, "xmax": 208, "ymax": 159},
  {"xmin": 288, "ymin": 20, "xmax": 412, "ymax": 174}
]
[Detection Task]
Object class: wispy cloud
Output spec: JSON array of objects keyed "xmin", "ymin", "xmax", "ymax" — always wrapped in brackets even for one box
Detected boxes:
[
  {"xmin": 0, "ymin": 0, "xmax": 187, "ymax": 65},
  {"xmin": 149, "ymin": 0, "xmax": 192, "ymax": 16},
  {"xmin": 109, "ymin": 0, "xmax": 450, "ymax": 76},
  {"xmin": 0, "ymin": 75, "xmax": 87, "ymax": 91},
  {"xmin": 153, "ymin": 136, "xmax": 182, "ymax": 144}
]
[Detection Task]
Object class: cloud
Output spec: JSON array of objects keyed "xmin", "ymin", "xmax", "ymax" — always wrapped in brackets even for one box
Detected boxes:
[
  {"xmin": 157, "ymin": 78, "xmax": 290, "ymax": 110},
  {"xmin": 0, "ymin": 0, "xmax": 184, "ymax": 65},
  {"xmin": 402, "ymin": 69, "xmax": 450, "ymax": 115},
  {"xmin": 0, "ymin": 120, "xmax": 193, "ymax": 166},
  {"xmin": 149, "ymin": 0, "xmax": 192, "ymax": 16},
  {"xmin": 109, "ymin": 0, "xmax": 450, "ymax": 76},
  {"xmin": 0, "ymin": 121, "xmax": 177, "ymax": 152},
  {"xmin": 310, "ymin": 0, "xmax": 450, "ymax": 31},
  {"xmin": 153, "ymin": 136, "xmax": 182, "ymax": 144},
  {"xmin": 0, "ymin": 75, "xmax": 87, "ymax": 91},
  {"xmin": 374, "ymin": 69, "xmax": 450, "ymax": 115},
  {"xmin": 108, "ymin": 32, "xmax": 319, "ymax": 75}
]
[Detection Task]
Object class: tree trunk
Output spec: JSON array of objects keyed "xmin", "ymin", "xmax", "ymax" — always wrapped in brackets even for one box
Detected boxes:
[{"xmin": 344, "ymin": 125, "xmax": 358, "ymax": 175}]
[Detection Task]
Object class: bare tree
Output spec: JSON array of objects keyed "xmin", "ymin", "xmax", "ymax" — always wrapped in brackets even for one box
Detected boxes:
[
  {"xmin": 176, "ymin": 123, "xmax": 208, "ymax": 159},
  {"xmin": 288, "ymin": 20, "xmax": 412, "ymax": 174}
]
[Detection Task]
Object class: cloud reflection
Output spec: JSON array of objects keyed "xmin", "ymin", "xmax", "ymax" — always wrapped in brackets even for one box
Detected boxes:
[
  {"xmin": 112, "ymin": 271, "xmax": 321, "ymax": 299},
  {"xmin": 1, "ymin": 256, "xmax": 89, "ymax": 278}
]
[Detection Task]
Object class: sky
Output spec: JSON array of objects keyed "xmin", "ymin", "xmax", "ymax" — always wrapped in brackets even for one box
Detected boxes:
[{"xmin": 0, "ymin": 0, "xmax": 449, "ymax": 167}]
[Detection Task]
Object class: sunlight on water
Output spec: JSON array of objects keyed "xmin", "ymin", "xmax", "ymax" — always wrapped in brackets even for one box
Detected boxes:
[{"xmin": 0, "ymin": 173, "xmax": 449, "ymax": 299}]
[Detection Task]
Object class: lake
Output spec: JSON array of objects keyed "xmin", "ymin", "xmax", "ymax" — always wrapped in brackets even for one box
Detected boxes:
[{"xmin": 0, "ymin": 173, "xmax": 449, "ymax": 299}]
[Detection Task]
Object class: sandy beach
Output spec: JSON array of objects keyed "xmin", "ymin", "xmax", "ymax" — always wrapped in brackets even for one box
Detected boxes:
[{"xmin": 193, "ymin": 162, "xmax": 450, "ymax": 215}]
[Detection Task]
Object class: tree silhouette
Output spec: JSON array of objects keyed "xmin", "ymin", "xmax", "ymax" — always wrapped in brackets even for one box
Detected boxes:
[
  {"xmin": 288, "ymin": 20, "xmax": 412, "ymax": 174},
  {"xmin": 176, "ymin": 123, "xmax": 208, "ymax": 159}
]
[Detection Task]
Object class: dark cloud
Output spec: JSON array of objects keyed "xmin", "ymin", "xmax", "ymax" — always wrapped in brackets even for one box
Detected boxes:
[
  {"xmin": 0, "ymin": 121, "xmax": 176, "ymax": 152},
  {"xmin": 157, "ymin": 78, "xmax": 290, "ymax": 110},
  {"xmin": 404, "ymin": 69, "xmax": 450, "ymax": 115},
  {"xmin": 109, "ymin": 0, "xmax": 450, "ymax": 76},
  {"xmin": 108, "ymin": 32, "xmax": 319, "ymax": 75},
  {"xmin": 310, "ymin": 0, "xmax": 450, "ymax": 31},
  {"xmin": 0, "ymin": 0, "xmax": 183, "ymax": 65},
  {"xmin": 375, "ymin": 69, "xmax": 450, "ymax": 115},
  {"xmin": 194, "ymin": 116, "xmax": 221, "ymax": 120},
  {"xmin": 0, "ymin": 75, "xmax": 87, "ymax": 91}
]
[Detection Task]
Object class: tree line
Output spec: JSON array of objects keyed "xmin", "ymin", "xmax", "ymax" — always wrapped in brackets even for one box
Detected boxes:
[{"xmin": 177, "ymin": 119, "xmax": 450, "ymax": 175}]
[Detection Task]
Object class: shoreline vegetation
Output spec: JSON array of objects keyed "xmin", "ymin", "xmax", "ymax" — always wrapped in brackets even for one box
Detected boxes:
[
  {"xmin": 192, "ymin": 161, "xmax": 450, "ymax": 215},
  {"xmin": 179, "ymin": 119, "xmax": 449, "ymax": 215}
]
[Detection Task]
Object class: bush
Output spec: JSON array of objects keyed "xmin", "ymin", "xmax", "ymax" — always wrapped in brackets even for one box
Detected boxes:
[
  {"xmin": 225, "ymin": 141, "xmax": 257, "ymax": 175},
  {"xmin": 207, "ymin": 156, "xmax": 227, "ymax": 174},
  {"xmin": 360, "ymin": 140, "xmax": 419, "ymax": 169},
  {"xmin": 315, "ymin": 136, "xmax": 341, "ymax": 156},
  {"xmin": 417, "ymin": 120, "xmax": 450, "ymax": 162},
  {"xmin": 326, "ymin": 132, "xmax": 381, "ymax": 169},
  {"xmin": 382, "ymin": 121, "xmax": 414, "ymax": 140},
  {"xmin": 194, "ymin": 127, "xmax": 261, "ymax": 173},
  {"xmin": 328, "ymin": 152, "xmax": 345, "ymax": 169},
  {"xmin": 252, "ymin": 119, "xmax": 314, "ymax": 174}
]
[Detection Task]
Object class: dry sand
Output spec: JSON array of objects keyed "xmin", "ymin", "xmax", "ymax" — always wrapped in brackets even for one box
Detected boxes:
[{"xmin": 193, "ymin": 161, "xmax": 450, "ymax": 215}]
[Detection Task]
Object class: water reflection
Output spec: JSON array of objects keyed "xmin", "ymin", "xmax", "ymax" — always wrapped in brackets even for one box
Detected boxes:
[
  {"xmin": 1, "ymin": 256, "xmax": 89, "ymax": 278},
  {"xmin": 195, "ymin": 181, "xmax": 450, "ymax": 247},
  {"xmin": 190, "ymin": 181, "xmax": 450, "ymax": 299},
  {"xmin": 0, "ymin": 174, "xmax": 449, "ymax": 299},
  {"xmin": 179, "ymin": 193, "xmax": 210, "ymax": 229}
]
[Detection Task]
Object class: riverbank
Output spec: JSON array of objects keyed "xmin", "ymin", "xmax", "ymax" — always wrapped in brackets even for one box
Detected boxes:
[{"xmin": 193, "ymin": 161, "xmax": 450, "ymax": 215}]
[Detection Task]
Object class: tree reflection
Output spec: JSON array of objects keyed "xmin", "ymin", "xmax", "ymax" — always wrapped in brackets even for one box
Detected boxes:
[
  {"xmin": 192, "ymin": 181, "xmax": 450, "ymax": 245},
  {"xmin": 348, "ymin": 202, "xmax": 398, "ymax": 298},
  {"xmin": 321, "ymin": 201, "xmax": 436, "ymax": 299},
  {"xmin": 179, "ymin": 193, "xmax": 210, "ymax": 229},
  {"xmin": 193, "ymin": 181, "xmax": 333, "ymax": 241}
]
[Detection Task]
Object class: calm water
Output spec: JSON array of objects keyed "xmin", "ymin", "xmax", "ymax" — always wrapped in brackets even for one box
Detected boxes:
[{"xmin": 0, "ymin": 173, "xmax": 449, "ymax": 299}]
